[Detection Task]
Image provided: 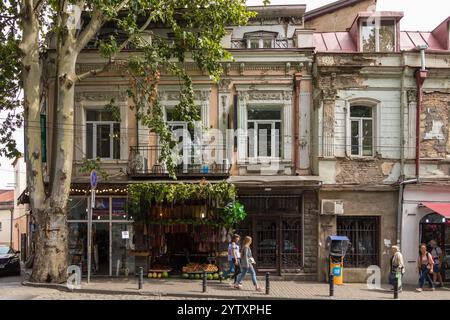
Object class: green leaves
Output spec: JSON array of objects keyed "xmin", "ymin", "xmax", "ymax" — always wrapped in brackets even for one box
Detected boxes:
[
  {"xmin": 222, "ymin": 201, "xmax": 247, "ymax": 227},
  {"xmin": 127, "ymin": 181, "xmax": 245, "ymax": 227}
]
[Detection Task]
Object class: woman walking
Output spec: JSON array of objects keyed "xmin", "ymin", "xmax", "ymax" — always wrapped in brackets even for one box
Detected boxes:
[
  {"xmin": 234, "ymin": 236, "xmax": 262, "ymax": 292},
  {"xmin": 416, "ymin": 243, "xmax": 435, "ymax": 292},
  {"xmin": 228, "ymin": 234, "xmax": 241, "ymax": 285},
  {"xmin": 389, "ymin": 245, "xmax": 405, "ymax": 292},
  {"xmin": 429, "ymin": 240, "xmax": 444, "ymax": 288}
]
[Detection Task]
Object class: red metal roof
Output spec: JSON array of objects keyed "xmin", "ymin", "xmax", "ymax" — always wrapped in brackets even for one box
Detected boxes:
[
  {"xmin": 421, "ymin": 202, "xmax": 450, "ymax": 218},
  {"xmin": 0, "ymin": 190, "xmax": 14, "ymax": 204},
  {"xmin": 313, "ymin": 32, "xmax": 356, "ymax": 52},
  {"xmin": 314, "ymin": 30, "xmax": 447, "ymax": 52}
]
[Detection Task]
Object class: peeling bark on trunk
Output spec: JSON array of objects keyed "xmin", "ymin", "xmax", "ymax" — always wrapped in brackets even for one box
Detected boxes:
[{"xmin": 30, "ymin": 208, "xmax": 68, "ymax": 283}]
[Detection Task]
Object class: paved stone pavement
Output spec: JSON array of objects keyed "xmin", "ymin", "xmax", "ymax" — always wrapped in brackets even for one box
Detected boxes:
[
  {"xmin": 16, "ymin": 276, "xmax": 450, "ymax": 300},
  {"xmin": 2, "ymin": 271, "xmax": 450, "ymax": 300}
]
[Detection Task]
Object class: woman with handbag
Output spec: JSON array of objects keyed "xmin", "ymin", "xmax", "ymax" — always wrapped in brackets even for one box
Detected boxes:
[
  {"xmin": 234, "ymin": 236, "xmax": 263, "ymax": 292},
  {"xmin": 416, "ymin": 243, "xmax": 435, "ymax": 292}
]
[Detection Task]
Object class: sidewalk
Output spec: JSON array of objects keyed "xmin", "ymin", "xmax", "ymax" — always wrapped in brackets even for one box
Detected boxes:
[{"xmin": 23, "ymin": 277, "xmax": 450, "ymax": 300}]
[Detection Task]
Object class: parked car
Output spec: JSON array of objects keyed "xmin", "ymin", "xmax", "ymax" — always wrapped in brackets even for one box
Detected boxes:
[{"xmin": 0, "ymin": 245, "xmax": 21, "ymax": 276}]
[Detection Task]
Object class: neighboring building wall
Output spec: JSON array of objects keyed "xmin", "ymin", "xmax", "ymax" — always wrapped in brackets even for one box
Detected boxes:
[
  {"xmin": 305, "ymin": 0, "xmax": 376, "ymax": 32},
  {"xmin": 12, "ymin": 157, "xmax": 30, "ymax": 257},
  {"xmin": 319, "ymin": 189, "xmax": 397, "ymax": 282},
  {"xmin": 401, "ymin": 184, "xmax": 450, "ymax": 284},
  {"xmin": 0, "ymin": 209, "xmax": 12, "ymax": 245}
]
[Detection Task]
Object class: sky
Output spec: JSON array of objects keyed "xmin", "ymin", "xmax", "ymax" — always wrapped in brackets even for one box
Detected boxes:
[{"xmin": 0, "ymin": 0, "xmax": 449, "ymax": 189}]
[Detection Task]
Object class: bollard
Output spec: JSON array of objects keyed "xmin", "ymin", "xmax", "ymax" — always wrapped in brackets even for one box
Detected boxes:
[
  {"xmin": 393, "ymin": 277, "xmax": 399, "ymax": 299},
  {"xmin": 138, "ymin": 267, "xmax": 143, "ymax": 290},
  {"xmin": 202, "ymin": 271, "xmax": 207, "ymax": 293},
  {"xmin": 265, "ymin": 272, "xmax": 270, "ymax": 295},
  {"xmin": 329, "ymin": 274, "xmax": 334, "ymax": 297}
]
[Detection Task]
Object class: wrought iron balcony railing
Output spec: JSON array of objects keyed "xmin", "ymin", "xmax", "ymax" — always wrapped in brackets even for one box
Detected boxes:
[{"xmin": 129, "ymin": 145, "xmax": 231, "ymax": 178}]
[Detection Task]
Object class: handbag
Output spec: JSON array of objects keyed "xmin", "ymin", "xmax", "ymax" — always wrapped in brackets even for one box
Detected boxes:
[{"xmin": 249, "ymin": 257, "xmax": 255, "ymax": 265}]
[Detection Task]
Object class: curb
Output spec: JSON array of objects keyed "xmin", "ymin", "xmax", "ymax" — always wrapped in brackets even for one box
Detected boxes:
[{"xmin": 21, "ymin": 281, "xmax": 312, "ymax": 300}]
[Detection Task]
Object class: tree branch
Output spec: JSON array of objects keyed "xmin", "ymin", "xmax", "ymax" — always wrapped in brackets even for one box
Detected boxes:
[{"xmin": 74, "ymin": 0, "xmax": 129, "ymax": 53}]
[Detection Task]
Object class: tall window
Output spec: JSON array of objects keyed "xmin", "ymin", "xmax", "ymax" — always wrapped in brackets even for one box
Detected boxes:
[
  {"xmin": 337, "ymin": 216, "xmax": 379, "ymax": 268},
  {"xmin": 350, "ymin": 106, "xmax": 373, "ymax": 156},
  {"xmin": 86, "ymin": 110, "xmax": 120, "ymax": 159},
  {"xmin": 247, "ymin": 107, "xmax": 282, "ymax": 158},
  {"xmin": 361, "ymin": 20, "xmax": 396, "ymax": 52}
]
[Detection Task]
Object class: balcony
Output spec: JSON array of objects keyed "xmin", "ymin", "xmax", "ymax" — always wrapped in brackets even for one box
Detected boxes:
[
  {"xmin": 129, "ymin": 145, "xmax": 231, "ymax": 179},
  {"xmin": 230, "ymin": 38, "xmax": 294, "ymax": 49}
]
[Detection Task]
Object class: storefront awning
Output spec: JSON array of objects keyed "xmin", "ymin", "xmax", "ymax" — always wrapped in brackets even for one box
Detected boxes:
[{"xmin": 421, "ymin": 202, "xmax": 450, "ymax": 218}]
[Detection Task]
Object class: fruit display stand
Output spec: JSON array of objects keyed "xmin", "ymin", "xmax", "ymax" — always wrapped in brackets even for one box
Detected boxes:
[
  {"xmin": 181, "ymin": 263, "xmax": 222, "ymax": 280},
  {"xmin": 147, "ymin": 269, "xmax": 171, "ymax": 279}
]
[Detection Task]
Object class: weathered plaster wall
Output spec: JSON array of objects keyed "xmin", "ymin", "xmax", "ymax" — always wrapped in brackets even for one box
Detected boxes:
[
  {"xmin": 420, "ymin": 92, "xmax": 450, "ymax": 159},
  {"xmin": 318, "ymin": 190, "xmax": 397, "ymax": 283},
  {"xmin": 305, "ymin": 0, "xmax": 376, "ymax": 32}
]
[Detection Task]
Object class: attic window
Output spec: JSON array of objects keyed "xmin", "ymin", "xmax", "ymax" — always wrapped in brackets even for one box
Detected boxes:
[
  {"xmin": 244, "ymin": 31, "xmax": 278, "ymax": 49},
  {"xmin": 361, "ymin": 19, "xmax": 396, "ymax": 52}
]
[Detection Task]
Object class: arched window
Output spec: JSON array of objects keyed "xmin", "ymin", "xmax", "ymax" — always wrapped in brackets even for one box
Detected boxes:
[{"xmin": 350, "ymin": 105, "xmax": 373, "ymax": 156}]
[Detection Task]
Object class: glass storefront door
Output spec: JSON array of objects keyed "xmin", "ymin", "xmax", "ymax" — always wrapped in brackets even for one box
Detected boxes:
[
  {"xmin": 111, "ymin": 223, "xmax": 135, "ymax": 276},
  {"xmin": 420, "ymin": 213, "xmax": 449, "ymax": 282},
  {"xmin": 92, "ymin": 223, "xmax": 110, "ymax": 275},
  {"xmin": 68, "ymin": 196, "xmax": 135, "ymax": 277}
]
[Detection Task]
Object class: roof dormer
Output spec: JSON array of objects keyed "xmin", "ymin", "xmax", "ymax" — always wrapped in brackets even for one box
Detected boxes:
[{"xmin": 349, "ymin": 11, "xmax": 404, "ymax": 52}]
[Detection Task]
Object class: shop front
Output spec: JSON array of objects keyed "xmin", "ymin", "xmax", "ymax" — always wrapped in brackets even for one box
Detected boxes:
[
  {"xmin": 230, "ymin": 176, "xmax": 321, "ymax": 278},
  {"xmin": 68, "ymin": 192, "xmax": 135, "ymax": 276},
  {"xmin": 401, "ymin": 184, "xmax": 450, "ymax": 284}
]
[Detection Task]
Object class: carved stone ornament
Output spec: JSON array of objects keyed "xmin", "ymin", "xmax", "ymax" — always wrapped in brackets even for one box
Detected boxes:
[
  {"xmin": 283, "ymin": 90, "xmax": 293, "ymax": 101},
  {"xmin": 407, "ymin": 90, "xmax": 417, "ymax": 103},
  {"xmin": 75, "ymin": 91, "xmax": 127, "ymax": 102},
  {"xmin": 218, "ymin": 78, "xmax": 231, "ymax": 92},
  {"xmin": 158, "ymin": 90, "xmax": 211, "ymax": 101},
  {"xmin": 248, "ymin": 91, "xmax": 283, "ymax": 101}
]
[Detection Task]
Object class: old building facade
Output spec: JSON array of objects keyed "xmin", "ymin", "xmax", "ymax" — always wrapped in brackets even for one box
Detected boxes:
[{"xmin": 33, "ymin": 1, "xmax": 450, "ymax": 283}]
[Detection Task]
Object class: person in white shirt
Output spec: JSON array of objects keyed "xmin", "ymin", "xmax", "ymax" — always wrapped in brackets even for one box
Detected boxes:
[{"xmin": 429, "ymin": 240, "xmax": 444, "ymax": 287}]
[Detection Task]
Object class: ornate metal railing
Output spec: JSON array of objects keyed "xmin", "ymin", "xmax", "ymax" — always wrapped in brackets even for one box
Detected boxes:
[
  {"xmin": 230, "ymin": 38, "xmax": 294, "ymax": 49},
  {"xmin": 129, "ymin": 145, "xmax": 231, "ymax": 178}
]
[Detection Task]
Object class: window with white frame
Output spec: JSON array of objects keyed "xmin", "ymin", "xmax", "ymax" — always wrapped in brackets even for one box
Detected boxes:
[
  {"xmin": 361, "ymin": 19, "xmax": 396, "ymax": 52},
  {"xmin": 247, "ymin": 107, "xmax": 282, "ymax": 158},
  {"xmin": 350, "ymin": 106, "xmax": 373, "ymax": 156},
  {"xmin": 86, "ymin": 110, "xmax": 120, "ymax": 159},
  {"xmin": 245, "ymin": 31, "xmax": 277, "ymax": 49}
]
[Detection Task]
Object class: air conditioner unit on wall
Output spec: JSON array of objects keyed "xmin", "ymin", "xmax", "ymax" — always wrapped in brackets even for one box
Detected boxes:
[{"xmin": 321, "ymin": 200, "xmax": 344, "ymax": 215}]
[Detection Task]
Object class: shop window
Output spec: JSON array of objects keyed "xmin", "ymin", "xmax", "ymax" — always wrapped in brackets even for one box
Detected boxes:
[
  {"xmin": 350, "ymin": 105, "xmax": 373, "ymax": 156},
  {"xmin": 337, "ymin": 216, "xmax": 380, "ymax": 268},
  {"xmin": 93, "ymin": 197, "xmax": 110, "ymax": 220},
  {"xmin": 247, "ymin": 107, "xmax": 282, "ymax": 158},
  {"xmin": 112, "ymin": 198, "xmax": 129, "ymax": 220},
  {"xmin": 361, "ymin": 19, "xmax": 396, "ymax": 52},
  {"xmin": 68, "ymin": 197, "xmax": 87, "ymax": 220},
  {"xmin": 86, "ymin": 110, "xmax": 120, "ymax": 160}
]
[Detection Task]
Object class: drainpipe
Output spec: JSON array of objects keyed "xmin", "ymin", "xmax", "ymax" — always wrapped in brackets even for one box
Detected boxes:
[
  {"xmin": 293, "ymin": 73, "xmax": 302, "ymax": 175},
  {"xmin": 415, "ymin": 45, "xmax": 428, "ymax": 178},
  {"xmin": 397, "ymin": 178, "xmax": 418, "ymax": 246}
]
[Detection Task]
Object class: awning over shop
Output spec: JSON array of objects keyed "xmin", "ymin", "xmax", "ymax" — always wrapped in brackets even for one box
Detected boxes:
[{"xmin": 421, "ymin": 202, "xmax": 450, "ymax": 218}]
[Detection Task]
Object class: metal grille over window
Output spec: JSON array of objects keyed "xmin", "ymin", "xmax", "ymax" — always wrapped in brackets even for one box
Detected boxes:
[{"xmin": 337, "ymin": 216, "xmax": 380, "ymax": 268}]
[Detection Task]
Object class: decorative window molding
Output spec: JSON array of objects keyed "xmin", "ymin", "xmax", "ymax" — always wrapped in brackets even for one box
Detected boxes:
[
  {"xmin": 75, "ymin": 90, "xmax": 128, "ymax": 161},
  {"xmin": 345, "ymin": 98, "xmax": 380, "ymax": 158},
  {"xmin": 235, "ymin": 85, "xmax": 293, "ymax": 163}
]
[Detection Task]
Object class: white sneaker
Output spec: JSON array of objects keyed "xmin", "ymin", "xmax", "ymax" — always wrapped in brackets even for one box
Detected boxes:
[{"xmin": 416, "ymin": 288, "xmax": 423, "ymax": 292}]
